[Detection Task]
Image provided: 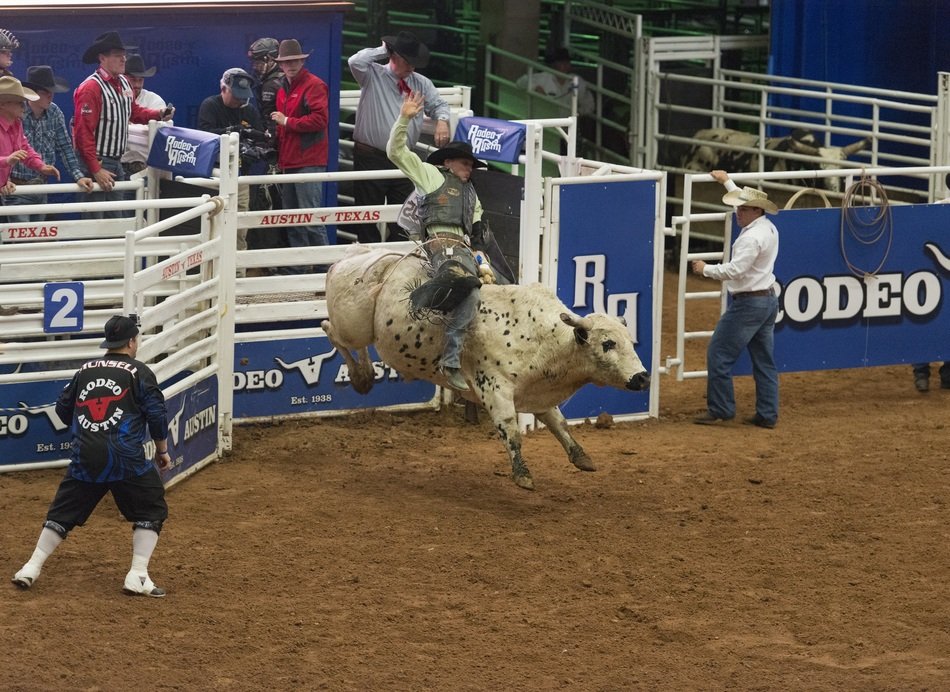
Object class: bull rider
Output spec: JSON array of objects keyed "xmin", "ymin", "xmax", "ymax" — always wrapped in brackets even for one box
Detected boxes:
[{"xmin": 385, "ymin": 91, "xmax": 497, "ymax": 392}]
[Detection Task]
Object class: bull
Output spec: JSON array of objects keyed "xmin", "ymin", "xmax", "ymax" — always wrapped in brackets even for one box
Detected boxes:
[
  {"xmin": 680, "ymin": 128, "xmax": 869, "ymax": 192},
  {"xmin": 321, "ymin": 245, "xmax": 650, "ymax": 491}
]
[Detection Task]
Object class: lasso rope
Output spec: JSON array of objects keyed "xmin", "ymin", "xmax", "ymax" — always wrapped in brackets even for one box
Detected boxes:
[{"xmin": 839, "ymin": 172, "xmax": 893, "ymax": 278}]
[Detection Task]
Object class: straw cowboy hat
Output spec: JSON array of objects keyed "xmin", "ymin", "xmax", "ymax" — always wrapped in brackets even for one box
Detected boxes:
[
  {"xmin": 722, "ymin": 186, "xmax": 779, "ymax": 215},
  {"xmin": 426, "ymin": 141, "xmax": 487, "ymax": 168},
  {"xmin": 382, "ymin": 30, "xmax": 430, "ymax": 69},
  {"xmin": 82, "ymin": 31, "xmax": 127, "ymax": 64},
  {"xmin": 0, "ymin": 76, "xmax": 38, "ymax": 102},
  {"xmin": 22, "ymin": 65, "xmax": 70, "ymax": 93},
  {"xmin": 125, "ymin": 53, "xmax": 157, "ymax": 78},
  {"xmin": 275, "ymin": 39, "xmax": 311, "ymax": 62}
]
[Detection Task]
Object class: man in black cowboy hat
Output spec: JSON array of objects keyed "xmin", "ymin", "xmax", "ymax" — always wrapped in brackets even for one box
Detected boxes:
[
  {"xmin": 386, "ymin": 92, "xmax": 497, "ymax": 391},
  {"xmin": 121, "ymin": 52, "xmax": 167, "ymax": 176},
  {"xmin": 5, "ymin": 66, "xmax": 93, "ymax": 223},
  {"xmin": 348, "ymin": 31, "xmax": 450, "ymax": 243},
  {"xmin": 73, "ymin": 32, "xmax": 174, "ymax": 218}
]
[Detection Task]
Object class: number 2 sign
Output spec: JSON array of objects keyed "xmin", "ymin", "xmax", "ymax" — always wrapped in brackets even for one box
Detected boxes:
[{"xmin": 44, "ymin": 282, "xmax": 84, "ymax": 334}]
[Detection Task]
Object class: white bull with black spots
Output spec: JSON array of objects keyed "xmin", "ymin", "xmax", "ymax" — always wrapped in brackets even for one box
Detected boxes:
[
  {"xmin": 321, "ymin": 245, "xmax": 650, "ymax": 490},
  {"xmin": 681, "ymin": 128, "xmax": 869, "ymax": 192}
]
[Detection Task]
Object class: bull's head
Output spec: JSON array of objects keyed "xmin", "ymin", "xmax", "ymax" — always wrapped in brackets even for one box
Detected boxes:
[
  {"xmin": 560, "ymin": 312, "xmax": 650, "ymax": 391},
  {"xmin": 788, "ymin": 136, "xmax": 870, "ymax": 192}
]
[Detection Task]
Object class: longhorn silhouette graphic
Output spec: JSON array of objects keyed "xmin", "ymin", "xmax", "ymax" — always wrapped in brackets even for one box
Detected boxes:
[
  {"xmin": 76, "ymin": 389, "xmax": 128, "ymax": 421},
  {"xmin": 925, "ymin": 243, "xmax": 950, "ymax": 272}
]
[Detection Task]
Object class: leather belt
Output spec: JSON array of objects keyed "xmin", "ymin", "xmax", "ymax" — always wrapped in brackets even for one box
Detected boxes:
[
  {"xmin": 353, "ymin": 141, "xmax": 386, "ymax": 156},
  {"xmin": 10, "ymin": 176, "xmax": 43, "ymax": 185},
  {"xmin": 733, "ymin": 289, "xmax": 774, "ymax": 298}
]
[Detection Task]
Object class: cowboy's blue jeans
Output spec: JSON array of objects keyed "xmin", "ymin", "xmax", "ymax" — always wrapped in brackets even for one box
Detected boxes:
[
  {"xmin": 442, "ymin": 286, "xmax": 480, "ymax": 369},
  {"xmin": 706, "ymin": 293, "xmax": 779, "ymax": 422},
  {"xmin": 278, "ymin": 165, "xmax": 328, "ymax": 274}
]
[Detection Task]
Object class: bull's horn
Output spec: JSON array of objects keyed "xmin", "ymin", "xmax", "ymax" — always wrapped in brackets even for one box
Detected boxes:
[
  {"xmin": 789, "ymin": 138, "xmax": 820, "ymax": 156},
  {"xmin": 841, "ymin": 137, "xmax": 869, "ymax": 156},
  {"xmin": 560, "ymin": 312, "xmax": 594, "ymax": 331}
]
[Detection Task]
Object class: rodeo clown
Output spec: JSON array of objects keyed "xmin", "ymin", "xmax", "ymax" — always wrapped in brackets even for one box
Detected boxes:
[{"xmin": 386, "ymin": 91, "xmax": 513, "ymax": 392}]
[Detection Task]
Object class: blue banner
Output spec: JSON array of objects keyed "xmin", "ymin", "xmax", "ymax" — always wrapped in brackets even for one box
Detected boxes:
[
  {"xmin": 555, "ymin": 180, "xmax": 657, "ymax": 420},
  {"xmin": 159, "ymin": 374, "xmax": 219, "ymax": 484},
  {"xmin": 0, "ymin": 373, "xmax": 219, "ymax": 482},
  {"xmin": 733, "ymin": 204, "xmax": 949, "ymax": 373},
  {"xmin": 455, "ymin": 117, "xmax": 527, "ymax": 164},
  {"xmin": 234, "ymin": 337, "xmax": 437, "ymax": 419},
  {"xmin": 147, "ymin": 126, "xmax": 220, "ymax": 178}
]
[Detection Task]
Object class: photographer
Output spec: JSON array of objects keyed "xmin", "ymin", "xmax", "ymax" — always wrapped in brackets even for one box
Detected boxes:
[{"xmin": 198, "ymin": 68, "xmax": 276, "ymax": 268}]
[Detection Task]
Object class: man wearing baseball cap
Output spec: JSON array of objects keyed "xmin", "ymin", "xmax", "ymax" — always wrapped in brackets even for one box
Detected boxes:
[
  {"xmin": 12, "ymin": 315, "xmax": 173, "ymax": 597},
  {"xmin": 692, "ymin": 170, "xmax": 781, "ymax": 429},
  {"xmin": 198, "ymin": 68, "xmax": 268, "ymax": 269}
]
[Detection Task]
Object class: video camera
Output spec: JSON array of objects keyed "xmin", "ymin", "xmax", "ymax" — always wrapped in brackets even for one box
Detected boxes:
[{"xmin": 227, "ymin": 123, "xmax": 277, "ymax": 166}]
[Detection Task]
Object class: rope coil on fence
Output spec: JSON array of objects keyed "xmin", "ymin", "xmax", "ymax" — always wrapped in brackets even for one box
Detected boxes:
[{"xmin": 839, "ymin": 172, "xmax": 893, "ymax": 278}]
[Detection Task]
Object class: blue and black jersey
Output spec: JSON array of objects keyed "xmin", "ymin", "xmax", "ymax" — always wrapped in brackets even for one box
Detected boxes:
[{"xmin": 55, "ymin": 354, "xmax": 168, "ymax": 483}]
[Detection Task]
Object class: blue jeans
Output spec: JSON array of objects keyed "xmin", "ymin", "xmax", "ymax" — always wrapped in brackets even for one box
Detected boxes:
[
  {"xmin": 442, "ymin": 287, "xmax": 480, "ymax": 369},
  {"xmin": 278, "ymin": 165, "xmax": 328, "ymax": 274},
  {"xmin": 4, "ymin": 190, "xmax": 47, "ymax": 223},
  {"xmin": 82, "ymin": 156, "xmax": 128, "ymax": 220},
  {"xmin": 706, "ymin": 293, "xmax": 779, "ymax": 422},
  {"xmin": 913, "ymin": 362, "xmax": 950, "ymax": 384}
]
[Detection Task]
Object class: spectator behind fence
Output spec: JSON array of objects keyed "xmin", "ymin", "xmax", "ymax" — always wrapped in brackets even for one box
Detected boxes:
[
  {"xmin": 348, "ymin": 31, "xmax": 450, "ymax": 243},
  {"xmin": 271, "ymin": 38, "xmax": 329, "ymax": 274},
  {"xmin": 198, "ymin": 68, "xmax": 270, "ymax": 274},
  {"xmin": 73, "ymin": 32, "xmax": 173, "ymax": 219},
  {"xmin": 247, "ymin": 37, "xmax": 282, "ymax": 130},
  {"xmin": 121, "ymin": 53, "xmax": 167, "ymax": 177},
  {"xmin": 5, "ymin": 66, "xmax": 94, "ymax": 223},
  {"xmin": 0, "ymin": 76, "xmax": 61, "ymax": 316},
  {"xmin": 12, "ymin": 315, "xmax": 171, "ymax": 598},
  {"xmin": 516, "ymin": 47, "xmax": 594, "ymax": 118},
  {"xmin": 692, "ymin": 170, "xmax": 780, "ymax": 429},
  {"xmin": 0, "ymin": 28, "xmax": 19, "ymax": 77}
]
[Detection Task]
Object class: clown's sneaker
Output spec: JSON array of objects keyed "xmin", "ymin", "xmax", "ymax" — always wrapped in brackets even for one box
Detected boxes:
[
  {"xmin": 123, "ymin": 571, "xmax": 166, "ymax": 598},
  {"xmin": 12, "ymin": 563, "xmax": 40, "ymax": 589}
]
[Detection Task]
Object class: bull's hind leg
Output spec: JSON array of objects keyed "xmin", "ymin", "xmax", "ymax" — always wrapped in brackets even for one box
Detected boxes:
[
  {"xmin": 536, "ymin": 407, "xmax": 596, "ymax": 472},
  {"xmin": 320, "ymin": 320, "xmax": 375, "ymax": 394}
]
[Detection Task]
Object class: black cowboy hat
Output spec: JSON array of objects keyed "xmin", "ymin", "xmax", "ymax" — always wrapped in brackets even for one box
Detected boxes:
[
  {"xmin": 125, "ymin": 53, "xmax": 157, "ymax": 78},
  {"xmin": 381, "ymin": 30, "xmax": 430, "ymax": 69},
  {"xmin": 22, "ymin": 65, "xmax": 70, "ymax": 94},
  {"xmin": 426, "ymin": 141, "xmax": 487, "ymax": 168},
  {"xmin": 82, "ymin": 31, "xmax": 126, "ymax": 64}
]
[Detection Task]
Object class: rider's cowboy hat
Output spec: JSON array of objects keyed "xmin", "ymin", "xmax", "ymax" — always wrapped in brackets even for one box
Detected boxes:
[
  {"xmin": 22, "ymin": 66, "xmax": 69, "ymax": 94},
  {"xmin": 722, "ymin": 186, "xmax": 779, "ymax": 215},
  {"xmin": 274, "ymin": 39, "xmax": 311, "ymax": 62},
  {"xmin": 0, "ymin": 76, "xmax": 38, "ymax": 102},
  {"xmin": 426, "ymin": 141, "xmax": 487, "ymax": 168},
  {"xmin": 382, "ymin": 31, "xmax": 430, "ymax": 69},
  {"xmin": 82, "ymin": 31, "xmax": 127, "ymax": 64}
]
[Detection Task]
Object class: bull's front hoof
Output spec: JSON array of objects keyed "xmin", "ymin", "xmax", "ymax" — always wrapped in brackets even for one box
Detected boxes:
[
  {"xmin": 569, "ymin": 449, "xmax": 597, "ymax": 472},
  {"xmin": 351, "ymin": 378, "xmax": 375, "ymax": 395},
  {"xmin": 512, "ymin": 471, "xmax": 535, "ymax": 491}
]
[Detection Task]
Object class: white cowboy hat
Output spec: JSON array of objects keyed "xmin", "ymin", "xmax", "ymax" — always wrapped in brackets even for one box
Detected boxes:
[{"xmin": 722, "ymin": 186, "xmax": 778, "ymax": 215}]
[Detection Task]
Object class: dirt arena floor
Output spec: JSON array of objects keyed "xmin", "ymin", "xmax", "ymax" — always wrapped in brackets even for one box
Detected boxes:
[{"xmin": 2, "ymin": 270, "xmax": 948, "ymax": 691}]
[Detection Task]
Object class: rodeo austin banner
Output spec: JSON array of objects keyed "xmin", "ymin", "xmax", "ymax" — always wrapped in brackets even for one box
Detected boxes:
[
  {"xmin": 147, "ymin": 126, "xmax": 221, "ymax": 178},
  {"xmin": 454, "ymin": 117, "xmax": 527, "ymax": 164}
]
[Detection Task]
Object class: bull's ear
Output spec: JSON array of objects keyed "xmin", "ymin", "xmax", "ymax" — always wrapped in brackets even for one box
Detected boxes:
[{"xmin": 560, "ymin": 312, "xmax": 591, "ymax": 345}]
